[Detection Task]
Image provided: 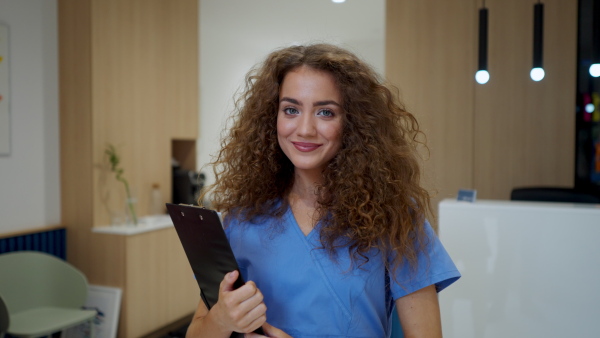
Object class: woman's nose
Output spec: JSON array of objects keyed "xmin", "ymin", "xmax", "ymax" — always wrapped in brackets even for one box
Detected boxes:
[{"xmin": 297, "ymin": 114, "xmax": 316, "ymax": 136}]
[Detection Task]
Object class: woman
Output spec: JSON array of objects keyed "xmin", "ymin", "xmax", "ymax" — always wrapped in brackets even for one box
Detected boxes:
[{"xmin": 187, "ymin": 44, "xmax": 460, "ymax": 338}]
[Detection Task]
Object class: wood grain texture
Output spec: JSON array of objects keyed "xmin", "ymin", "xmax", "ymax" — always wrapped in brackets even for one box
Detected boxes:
[
  {"xmin": 386, "ymin": 0, "xmax": 477, "ymax": 224},
  {"xmin": 473, "ymin": 0, "xmax": 576, "ymax": 199},
  {"xmin": 125, "ymin": 228, "xmax": 199, "ymax": 337},
  {"xmin": 59, "ymin": 0, "xmax": 199, "ymax": 336},
  {"xmin": 58, "ymin": 0, "xmax": 95, "ymax": 271},
  {"xmin": 91, "ymin": 0, "xmax": 199, "ymax": 227},
  {"xmin": 386, "ymin": 0, "xmax": 576, "ymax": 219}
]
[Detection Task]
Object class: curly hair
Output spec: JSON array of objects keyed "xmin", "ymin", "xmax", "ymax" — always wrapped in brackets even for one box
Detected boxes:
[{"xmin": 204, "ymin": 43, "xmax": 431, "ymax": 277}]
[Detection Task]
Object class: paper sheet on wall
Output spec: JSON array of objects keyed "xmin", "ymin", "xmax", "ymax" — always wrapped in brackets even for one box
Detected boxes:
[{"xmin": 0, "ymin": 23, "xmax": 10, "ymax": 156}]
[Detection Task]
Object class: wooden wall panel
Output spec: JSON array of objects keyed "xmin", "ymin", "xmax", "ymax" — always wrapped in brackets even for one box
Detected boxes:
[
  {"xmin": 58, "ymin": 0, "xmax": 95, "ymax": 272},
  {"xmin": 87, "ymin": 233, "xmax": 127, "ymax": 286},
  {"xmin": 161, "ymin": 2, "xmax": 200, "ymax": 140},
  {"xmin": 59, "ymin": 0, "xmax": 199, "ymax": 336},
  {"xmin": 473, "ymin": 0, "xmax": 576, "ymax": 199},
  {"xmin": 386, "ymin": 0, "xmax": 576, "ymax": 216},
  {"xmin": 91, "ymin": 0, "xmax": 199, "ymax": 227},
  {"xmin": 386, "ymin": 0, "xmax": 477, "ymax": 221}
]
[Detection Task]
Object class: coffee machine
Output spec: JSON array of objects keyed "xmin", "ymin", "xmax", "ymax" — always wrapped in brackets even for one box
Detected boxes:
[{"xmin": 172, "ymin": 165, "xmax": 204, "ymax": 205}]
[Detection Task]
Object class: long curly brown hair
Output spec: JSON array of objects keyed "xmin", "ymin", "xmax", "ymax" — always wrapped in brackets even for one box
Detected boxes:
[{"xmin": 204, "ymin": 43, "xmax": 431, "ymax": 277}]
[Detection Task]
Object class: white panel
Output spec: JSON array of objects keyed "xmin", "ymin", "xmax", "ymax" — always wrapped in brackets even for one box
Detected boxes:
[
  {"xmin": 439, "ymin": 199, "xmax": 600, "ymax": 338},
  {"xmin": 0, "ymin": 0, "xmax": 59, "ymax": 233},
  {"xmin": 0, "ymin": 23, "xmax": 9, "ymax": 155}
]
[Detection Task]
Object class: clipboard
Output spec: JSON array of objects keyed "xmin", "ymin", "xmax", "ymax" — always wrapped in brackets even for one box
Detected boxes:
[{"xmin": 166, "ymin": 203, "xmax": 265, "ymax": 337}]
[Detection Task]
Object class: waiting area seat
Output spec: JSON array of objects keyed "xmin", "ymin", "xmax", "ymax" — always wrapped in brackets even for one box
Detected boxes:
[
  {"xmin": 0, "ymin": 294, "xmax": 8, "ymax": 338},
  {"xmin": 0, "ymin": 251, "xmax": 97, "ymax": 338}
]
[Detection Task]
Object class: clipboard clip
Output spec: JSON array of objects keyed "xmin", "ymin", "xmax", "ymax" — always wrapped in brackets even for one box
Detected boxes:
[{"xmin": 177, "ymin": 204, "xmax": 206, "ymax": 219}]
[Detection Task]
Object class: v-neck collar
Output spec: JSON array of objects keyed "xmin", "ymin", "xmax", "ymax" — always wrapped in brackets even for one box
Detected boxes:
[{"xmin": 285, "ymin": 205, "xmax": 320, "ymax": 242}]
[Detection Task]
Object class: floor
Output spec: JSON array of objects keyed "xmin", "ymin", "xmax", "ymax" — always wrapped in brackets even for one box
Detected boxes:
[{"xmin": 141, "ymin": 315, "xmax": 192, "ymax": 338}]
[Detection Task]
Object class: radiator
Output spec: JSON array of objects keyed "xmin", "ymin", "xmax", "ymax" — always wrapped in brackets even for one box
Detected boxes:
[{"xmin": 0, "ymin": 228, "xmax": 66, "ymax": 260}]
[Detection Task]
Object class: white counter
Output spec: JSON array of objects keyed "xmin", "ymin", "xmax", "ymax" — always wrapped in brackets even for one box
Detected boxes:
[
  {"xmin": 92, "ymin": 214, "xmax": 173, "ymax": 235},
  {"xmin": 438, "ymin": 199, "xmax": 600, "ymax": 338}
]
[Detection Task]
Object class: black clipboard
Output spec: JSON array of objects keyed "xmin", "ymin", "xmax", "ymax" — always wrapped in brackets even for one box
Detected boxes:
[{"xmin": 166, "ymin": 203, "xmax": 265, "ymax": 337}]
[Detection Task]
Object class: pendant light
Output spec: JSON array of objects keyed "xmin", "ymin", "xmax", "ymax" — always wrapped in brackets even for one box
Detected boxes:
[
  {"xmin": 590, "ymin": 0, "xmax": 600, "ymax": 77},
  {"xmin": 475, "ymin": 1, "xmax": 489, "ymax": 84},
  {"xmin": 530, "ymin": 1, "xmax": 545, "ymax": 81}
]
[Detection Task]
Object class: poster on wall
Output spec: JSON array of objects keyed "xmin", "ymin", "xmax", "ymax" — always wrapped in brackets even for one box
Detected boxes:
[
  {"xmin": 62, "ymin": 285, "xmax": 122, "ymax": 338},
  {"xmin": 0, "ymin": 23, "xmax": 10, "ymax": 156}
]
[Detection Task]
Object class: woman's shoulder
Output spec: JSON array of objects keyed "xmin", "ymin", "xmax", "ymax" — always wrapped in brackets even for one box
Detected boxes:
[{"xmin": 388, "ymin": 219, "xmax": 461, "ymax": 299}]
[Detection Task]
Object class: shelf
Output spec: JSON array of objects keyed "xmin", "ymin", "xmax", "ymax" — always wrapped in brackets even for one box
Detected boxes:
[{"xmin": 92, "ymin": 215, "xmax": 173, "ymax": 235}]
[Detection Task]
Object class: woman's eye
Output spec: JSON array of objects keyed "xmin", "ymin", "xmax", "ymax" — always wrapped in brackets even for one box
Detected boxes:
[
  {"xmin": 317, "ymin": 109, "xmax": 334, "ymax": 117},
  {"xmin": 283, "ymin": 107, "xmax": 299, "ymax": 115}
]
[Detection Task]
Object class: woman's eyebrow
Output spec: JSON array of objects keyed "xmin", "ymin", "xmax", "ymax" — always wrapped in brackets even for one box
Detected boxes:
[
  {"xmin": 313, "ymin": 100, "xmax": 341, "ymax": 107},
  {"xmin": 280, "ymin": 97, "xmax": 301, "ymax": 105},
  {"xmin": 280, "ymin": 97, "xmax": 341, "ymax": 107}
]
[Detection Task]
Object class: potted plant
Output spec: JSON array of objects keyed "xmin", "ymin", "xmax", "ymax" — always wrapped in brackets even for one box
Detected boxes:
[{"xmin": 105, "ymin": 144, "xmax": 138, "ymax": 226}]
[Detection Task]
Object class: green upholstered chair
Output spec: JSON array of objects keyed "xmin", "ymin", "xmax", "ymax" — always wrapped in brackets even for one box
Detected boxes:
[
  {"xmin": 0, "ymin": 294, "xmax": 8, "ymax": 338},
  {"xmin": 0, "ymin": 251, "xmax": 97, "ymax": 338}
]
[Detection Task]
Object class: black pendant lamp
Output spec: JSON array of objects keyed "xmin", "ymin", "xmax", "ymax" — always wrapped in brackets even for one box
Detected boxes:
[
  {"xmin": 590, "ymin": 0, "xmax": 600, "ymax": 77},
  {"xmin": 530, "ymin": 1, "xmax": 545, "ymax": 81},
  {"xmin": 475, "ymin": 1, "xmax": 489, "ymax": 84}
]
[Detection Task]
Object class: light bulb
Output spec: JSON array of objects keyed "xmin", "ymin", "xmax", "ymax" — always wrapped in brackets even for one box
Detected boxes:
[
  {"xmin": 590, "ymin": 64, "xmax": 600, "ymax": 77},
  {"xmin": 585, "ymin": 103, "xmax": 595, "ymax": 113},
  {"xmin": 332, "ymin": 0, "xmax": 346, "ymax": 3},
  {"xmin": 475, "ymin": 70, "xmax": 489, "ymax": 84},
  {"xmin": 530, "ymin": 67, "xmax": 545, "ymax": 81}
]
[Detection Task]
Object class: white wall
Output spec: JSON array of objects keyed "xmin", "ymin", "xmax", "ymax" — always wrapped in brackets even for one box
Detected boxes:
[
  {"xmin": 198, "ymin": 0, "xmax": 385, "ymax": 185},
  {"xmin": 0, "ymin": 0, "xmax": 59, "ymax": 234},
  {"xmin": 0, "ymin": 0, "xmax": 383, "ymax": 233}
]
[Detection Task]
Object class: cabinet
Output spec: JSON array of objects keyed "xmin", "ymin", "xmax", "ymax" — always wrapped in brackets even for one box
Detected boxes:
[
  {"xmin": 438, "ymin": 199, "xmax": 600, "ymax": 337},
  {"xmin": 58, "ymin": 0, "xmax": 200, "ymax": 336}
]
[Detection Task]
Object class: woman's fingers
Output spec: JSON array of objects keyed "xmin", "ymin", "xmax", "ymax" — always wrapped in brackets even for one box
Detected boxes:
[
  {"xmin": 262, "ymin": 322, "xmax": 289, "ymax": 337},
  {"xmin": 239, "ymin": 313, "xmax": 268, "ymax": 334},
  {"xmin": 216, "ymin": 271, "xmax": 268, "ymax": 333},
  {"xmin": 219, "ymin": 270, "xmax": 239, "ymax": 293},
  {"xmin": 223, "ymin": 282, "xmax": 264, "ymax": 317}
]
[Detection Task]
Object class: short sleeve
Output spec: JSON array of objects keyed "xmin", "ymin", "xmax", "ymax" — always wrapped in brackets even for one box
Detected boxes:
[{"xmin": 389, "ymin": 220, "xmax": 461, "ymax": 300}]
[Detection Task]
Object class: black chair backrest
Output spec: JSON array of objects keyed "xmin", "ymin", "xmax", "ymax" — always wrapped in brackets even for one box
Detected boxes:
[{"xmin": 510, "ymin": 187, "xmax": 600, "ymax": 204}]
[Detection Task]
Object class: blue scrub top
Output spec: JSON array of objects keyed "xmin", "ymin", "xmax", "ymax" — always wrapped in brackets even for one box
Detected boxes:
[{"xmin": 225, "ymin": 206, "xmax": 460, "ymax": 338}]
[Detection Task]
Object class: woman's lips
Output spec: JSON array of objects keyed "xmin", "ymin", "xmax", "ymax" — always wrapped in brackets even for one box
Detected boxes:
[{"xmin": 292, "ymin": 142, "xmax": 321, "ymax": 152}]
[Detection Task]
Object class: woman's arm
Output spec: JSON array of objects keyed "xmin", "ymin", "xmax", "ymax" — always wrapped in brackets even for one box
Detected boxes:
[
  {"xmin": 395, "ymin": 284, "xmax": 442, "ymax": 338},
  {"xmin": 186, "ymin": 271, "xmax": 267, "ymax": 338}
]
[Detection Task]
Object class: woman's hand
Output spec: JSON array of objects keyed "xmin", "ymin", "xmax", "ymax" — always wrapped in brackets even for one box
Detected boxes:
[
  {"xmin": 244, "ymin": 322, "xmax": 293, "ymax": 338},
  {"xmin": 211, "ymin": 270, "xmax": 268, "ymax": 334}
]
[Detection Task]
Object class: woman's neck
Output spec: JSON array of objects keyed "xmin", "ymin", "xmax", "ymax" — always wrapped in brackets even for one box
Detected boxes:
[
  {"xmin": 288, "ymin": 169, "xmax": 322, "ymax": 235},
  {"xmin": 289, "ymin": 169, "xmax": 322, "ymax": 207}
]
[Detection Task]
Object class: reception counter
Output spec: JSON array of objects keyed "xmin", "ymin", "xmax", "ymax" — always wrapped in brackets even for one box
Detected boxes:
[{"xmin": 438, "ymin": 199, "xmax": 600, "ymax": 338}]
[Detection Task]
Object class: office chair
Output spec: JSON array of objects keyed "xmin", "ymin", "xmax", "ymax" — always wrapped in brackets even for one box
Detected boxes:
[
  {"xmin": 510, "ymin": 187, "xmax": 600, "ymax": 204},
  {"xmin": 0, "ymin": 251, "xmax": 97, "ymax": 338}
]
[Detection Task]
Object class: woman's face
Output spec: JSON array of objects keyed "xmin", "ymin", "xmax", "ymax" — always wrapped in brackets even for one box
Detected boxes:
[{"xmin": 277, "ymin": 66, "xmax": 343, "ymax": 176}]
